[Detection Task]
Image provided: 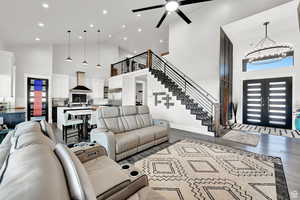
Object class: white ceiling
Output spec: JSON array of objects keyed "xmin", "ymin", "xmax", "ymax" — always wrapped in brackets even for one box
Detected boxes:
[
  {"xmin": 0, "ymin": 0, "xmax": 295, "ymax": 54},
  {"xmin": 222, "ymin": 0, "xmax": 299, "ymax": 45},
  {"xmin": 0, "ymin": 0, "xmax": 212, "ymax": 54}
]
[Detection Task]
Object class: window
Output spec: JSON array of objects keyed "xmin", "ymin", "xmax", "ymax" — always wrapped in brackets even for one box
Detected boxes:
[{"xmin": 243, "ymin": 51, "xmax": 294, "ymax": 72}]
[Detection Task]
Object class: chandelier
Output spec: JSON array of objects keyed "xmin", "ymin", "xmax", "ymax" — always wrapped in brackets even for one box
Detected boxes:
[{"xmin": 245, "ymin": 22, "xmax": 293, "ymax": 64}]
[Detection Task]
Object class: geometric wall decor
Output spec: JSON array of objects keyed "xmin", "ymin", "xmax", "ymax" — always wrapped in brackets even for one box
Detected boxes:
[{"xmin": 153, "ymin": 92, "xmax": 175, "ymax": 109}]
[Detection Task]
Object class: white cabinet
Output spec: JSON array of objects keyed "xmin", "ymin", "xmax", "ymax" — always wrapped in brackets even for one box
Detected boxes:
[
  {"xmin": 52, "ymin": 74, "xmax": 69, "ymax": 98},
  {"xmin": 0, "ymin": 51, "xmax": 14, "ymax": 99},
  {"xmin": 0, "ymin": 75, "xmax": 11, "ymax": 97},
  {"xmin": 90, "ymin": 79, "xmax": 104, "ymax": 99}
]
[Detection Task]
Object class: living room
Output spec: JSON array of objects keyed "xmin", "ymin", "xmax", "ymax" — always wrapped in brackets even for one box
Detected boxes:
[{"xmin": 0, "ymin": 0, "xmax": 299, "ymax": 199}]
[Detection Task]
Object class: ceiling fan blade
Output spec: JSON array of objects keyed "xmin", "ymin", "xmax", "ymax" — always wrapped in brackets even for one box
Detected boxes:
[
  {"xmin": 179, "ymin": 0, "xmax": 212, "ymax": 6},
  {"xmin": 132, "ymin": 4, "xmax": 165, "ymax": 12},
  {"xmin": 175, "ymin": 9, "xmax": 192, "ymax": 24},
  {"xmin": 156, "ymin": 11, "xmax": 168, "ymax": 28}
]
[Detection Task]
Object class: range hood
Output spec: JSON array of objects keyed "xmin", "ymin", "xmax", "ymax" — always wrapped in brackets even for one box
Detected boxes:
[{"xmin": 70, "ymin": 71, "xmax": 92, "ymax": 93}]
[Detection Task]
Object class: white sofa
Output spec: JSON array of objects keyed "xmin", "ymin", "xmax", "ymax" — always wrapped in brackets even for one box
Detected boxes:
[
  {"xmin": 0, "ymin": 121, "xmax": 167, "ymax": 200},
  {"xmin": 90, "ymin": 106, "xmax": 169, "ymax": 161}
]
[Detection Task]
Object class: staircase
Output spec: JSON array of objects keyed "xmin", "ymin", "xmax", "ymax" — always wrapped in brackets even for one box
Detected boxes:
[
  {"xmin": 149, "ymin": 52, "xmax": 218, "ymax": 134},
  {"xmin": 111, "ymin": 50, "xmax": 220, "ymax": 135}
]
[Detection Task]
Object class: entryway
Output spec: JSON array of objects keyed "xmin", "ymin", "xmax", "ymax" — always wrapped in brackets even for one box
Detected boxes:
[{"xmin": 243, "ymin": 77, "xmax": 292, "ymax": 129}]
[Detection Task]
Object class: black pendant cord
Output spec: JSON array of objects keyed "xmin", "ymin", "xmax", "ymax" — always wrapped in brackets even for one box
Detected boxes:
[
  {"xmin": 97, "ymin": 29, "xmax": 101, "ymax": 67},
  {"xmin": 83, "ymin": 30, "xmax": 88, "ymax": 64},
  {"xmin": 264, "ymin": 21, "xmax": 269, "ymax": 38},
  {"xmin": 66, "ymin": 30, "xmax": 72, "ymax": 61}
]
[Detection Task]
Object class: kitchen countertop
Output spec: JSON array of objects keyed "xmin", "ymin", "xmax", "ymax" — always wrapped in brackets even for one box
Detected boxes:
[{"xmin": 0, "ymin": 109, "xmax": 26, "ymax": 114}]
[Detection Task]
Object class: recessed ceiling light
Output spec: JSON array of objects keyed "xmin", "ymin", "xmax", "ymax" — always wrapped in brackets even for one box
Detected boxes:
[
  {"xmin": 122, "ymin": 24, "xmax": 126, "ymax": 28},
  {"xmin": 123, "ymin": 37, "xmax": 128, "ymax": 41},
  {"xmin": 137, "ymin": 14, "xmax": 141, "ymax": 17},
  {"xmin": 108, "ymin": 34, "xmax": 112, "ymax": 38},
  {"xmin": 138, "ymin": 28, "xmax": 142, "ymax": 32},
  {"xmin": 42, "ymin": 3, "xmax": 49, "ymax": 8},
  {"xmin": 89, "ymin": 24, "xmax": 94, "ymax": 28},
  {"xmin": 78, "ymin": 36, "xmax": 83, "ymax": 39},
  {"xmin": 160, "ymin": 39, "xmax": 164, "ymax": 43},
  {"xmin": 38, "ymin": 22, "xmax": 45, "ymax": 27},
  {"xmin": 35, "ymin": 37, "xmax": 41, "ymax": 41},
  {"xmin": 102, "ymin": 10, "xmax": 108, "ymax": 15}
]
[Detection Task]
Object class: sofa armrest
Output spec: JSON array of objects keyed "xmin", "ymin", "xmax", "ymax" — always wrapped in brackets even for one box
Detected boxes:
[
  {"xmin": 90, "ymin": 128, "xmax": 116, "ymax": 160},
  {"xmin": 71, "ymin": 144, "xmax": 108, "ymax": 163},
  {"xmin": 153, "ymin": 119, "xmax": 169, "ymax": 128}
]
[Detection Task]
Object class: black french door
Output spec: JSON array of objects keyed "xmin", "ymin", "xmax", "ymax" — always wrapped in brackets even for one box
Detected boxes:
[{"xmin": 243, "ymin": 77, "xmax": 292, "ymax": 129}]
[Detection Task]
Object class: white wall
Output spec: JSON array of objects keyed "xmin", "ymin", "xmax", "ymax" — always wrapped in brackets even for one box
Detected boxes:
[
  {"xmin": 108, "ymin": 69, "xmax": 213, "ymax": 135},
  {"xmin": 7, "ymin": 44, "xmax": 53, "ymax": 107},
  {"xmin": 53, "ymin": 43, "xmax": 119, "ymax": 79},
  {"xmin": 167, "ymin": 0, "xmax": 291, "ymax": 100},
  {"xmin": 0, "ymin": 40, "xmax": 5, "ymax": 50}
]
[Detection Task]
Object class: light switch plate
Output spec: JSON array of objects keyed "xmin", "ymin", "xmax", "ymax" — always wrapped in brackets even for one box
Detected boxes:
[{"xmin": 0, "ymin": 117, "xmax": 3, "ymax": 125}]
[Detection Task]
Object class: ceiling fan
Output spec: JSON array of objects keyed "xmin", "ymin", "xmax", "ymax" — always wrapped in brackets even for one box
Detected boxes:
[{"xmin": 132, "ymin": 0, "xmax": 212, "ymax": 28}]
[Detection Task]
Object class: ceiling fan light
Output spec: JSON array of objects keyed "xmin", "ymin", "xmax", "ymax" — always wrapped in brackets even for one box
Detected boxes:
[{"xmin": 165, "ymin": 1, "xmax": 179, "ymax": 12}]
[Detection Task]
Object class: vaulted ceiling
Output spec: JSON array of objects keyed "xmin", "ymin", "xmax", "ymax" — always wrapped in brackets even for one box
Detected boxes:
[{"xmin": 0, "ymin": 0, "xmax": 293, "ymax": 54}]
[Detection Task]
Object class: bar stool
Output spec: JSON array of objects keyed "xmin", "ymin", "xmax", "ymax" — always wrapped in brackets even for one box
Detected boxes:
[
  {"xmin": 88, "ymin": 111, "xmax": 97, "ymax": 130},
  {"xmin": 62, "ymin": 112, "xmax": 83, "ymax": 144}
]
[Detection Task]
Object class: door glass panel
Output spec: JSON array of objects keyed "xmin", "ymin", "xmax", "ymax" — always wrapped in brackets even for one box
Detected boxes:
[{"xmin": 243, "ymin": 77, "xmax": 292, "ymax": 129}]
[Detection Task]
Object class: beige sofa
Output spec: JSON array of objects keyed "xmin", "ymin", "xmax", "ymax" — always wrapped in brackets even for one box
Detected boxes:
[
  {"xmin": 90, "ymin": 106, "xmax": 169, "ymax": 161},
  {"xmin": 0, "ymin": 121, "xmax": 166, "ymax": 200}
]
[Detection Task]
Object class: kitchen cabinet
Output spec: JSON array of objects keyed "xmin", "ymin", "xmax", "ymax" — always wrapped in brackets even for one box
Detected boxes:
[
  {"xmin": 52, "ymin": 74, "xmax": 69, "ymax": 98},
  {"xmin": 0, "ymin": 51, "xmax": 15, "ymax": 99},
  {"xmin": 90, "ymin": 79, "xmax": 104, "ymax": 99}
]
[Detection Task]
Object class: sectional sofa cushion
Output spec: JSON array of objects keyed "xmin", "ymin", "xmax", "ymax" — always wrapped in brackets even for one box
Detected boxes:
[
  {"xmin": 115, "ymin": 132, "xmax": 139, "ymax": 154},
  {"xmin": 149, "ymin": 126, "xmax": 169, "ymax": 140},
  {"xmin": 83, "ymin": 156, "xmax": 131, "ymax": 200},
  {"xmin": 0, "ymin": 131, "xmax": 14, "ymax": 146},
  {"xmin": 0, "ymin": 146, "xmax": 10, "ymax": 168},
  {"xmin": 96, "ymin": 107, "xmax": 125, "ymax": 133},
  {"xmin": 120, "ymin": 106, "xmax": 141, "ymax": 131},
  {"xmin": 55, "ymin": 144, "xmax": 96, "ymax": 200},
  {"xmin": 14, "ymin": 121, "xmax": 41, "ymax": 137},
  {"xmin": 0, "ymin": 144, "xmax": 71, "ymax": 200},
  {"xmin": 136, "ymin": 106, "xmax": 153, "ymax": 128},
  {"xmin": 14, "ymin": 132, "xmax": 55, "ymax": 150},
  {"xmin": 40, "ymin": 120, "xmax": 57, "ymax": 144},
  {"xmin": 130, "ymin": 129, "xmax": 155, "ymax": 145}
]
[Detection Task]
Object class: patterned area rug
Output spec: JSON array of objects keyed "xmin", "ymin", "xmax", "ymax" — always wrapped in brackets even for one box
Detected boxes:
[
  {"xmin": 222, "ymin": 130, "xmax": 261, "ymax": 146},
  {"xmin": 120, "ymin": 140, "xmax": 289, "ymax": 200},
  {"xmin": 232, "ymin": 123, "xmax": 300, "ymax": 139}
]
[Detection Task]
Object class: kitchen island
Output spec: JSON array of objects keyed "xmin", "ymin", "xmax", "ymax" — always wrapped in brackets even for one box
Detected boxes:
[{"xmin": 57, "ymin": 107, "xmax": 95, "ymax": 130}]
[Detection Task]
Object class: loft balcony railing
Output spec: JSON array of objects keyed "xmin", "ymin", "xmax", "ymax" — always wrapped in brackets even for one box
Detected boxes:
[{"xmin": 111, "ymin": 52, "xmax": 149, "ymax": 77}]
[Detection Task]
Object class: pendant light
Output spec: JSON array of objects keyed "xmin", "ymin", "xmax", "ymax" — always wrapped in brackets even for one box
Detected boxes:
[
  {"xmin": 245, "ymin": 22, "xmax": 293, "ymax": 64},
  {"xmin": 82, "ymin": 30, "xmax": 88, "ymax": 65},
  {"xmin": 65, "ymin": 30, "xmax": 72, "ymax": 62},
  {"xmin": 96, "ymin": 29, "xmax": 102, "ymax": 68}
]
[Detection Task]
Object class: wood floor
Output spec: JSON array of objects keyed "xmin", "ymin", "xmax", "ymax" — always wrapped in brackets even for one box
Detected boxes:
[
  {"xmin": 53, "ymin": 124, "xmax": 300, "ymax": 197},
  {"xmin": 169, "ymin": 129, "xmax": 300, "ymax": 198}
]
